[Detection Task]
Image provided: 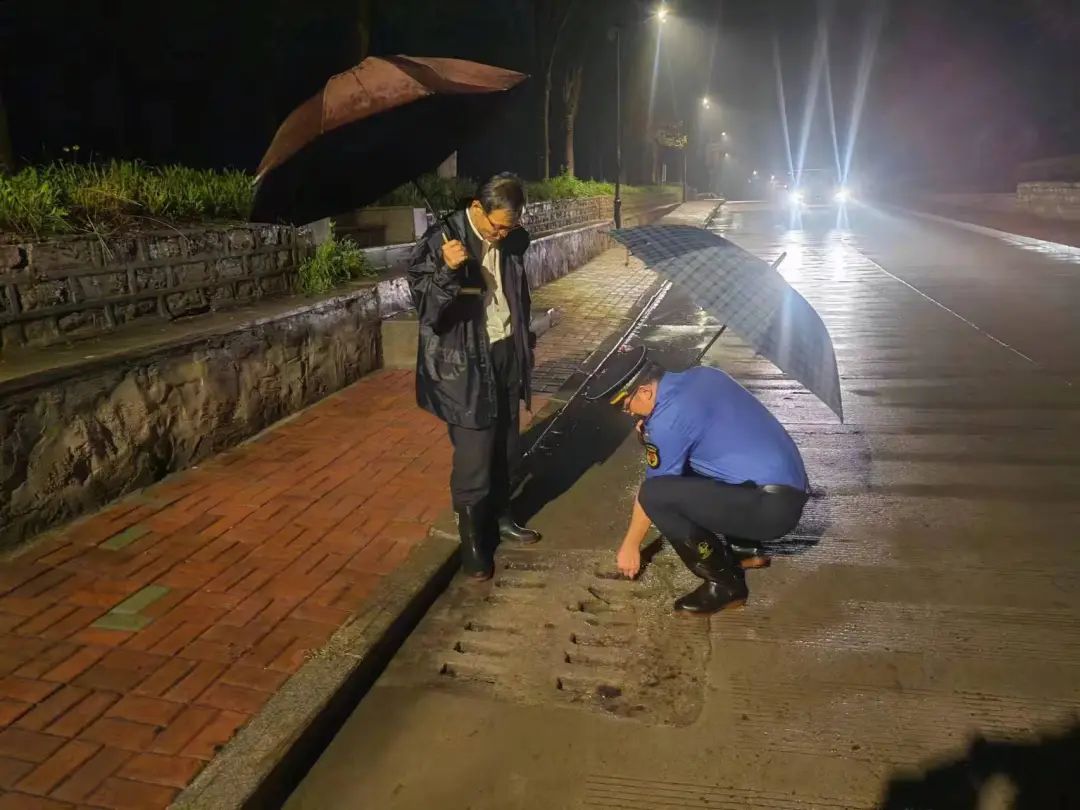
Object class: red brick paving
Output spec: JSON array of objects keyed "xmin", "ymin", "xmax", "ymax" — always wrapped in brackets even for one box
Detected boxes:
[{"xmin": 0, "ymin": 370, "xmax": 452, "ymax": 808}]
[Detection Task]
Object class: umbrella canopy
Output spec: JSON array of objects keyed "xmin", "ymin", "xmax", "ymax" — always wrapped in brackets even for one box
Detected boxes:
[
  {"xmin": 611, "ymin": 224, "xmax": 844, "ymax": 421},
  {"xmin": 252, "ymin": 55, "xmax": 527, "ymax": 225}
]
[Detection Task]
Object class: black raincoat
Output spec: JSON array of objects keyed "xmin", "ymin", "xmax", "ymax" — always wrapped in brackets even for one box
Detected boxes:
[{"xmin": 407, "ymin": 209, "xmax": 534, "ymax": 429}]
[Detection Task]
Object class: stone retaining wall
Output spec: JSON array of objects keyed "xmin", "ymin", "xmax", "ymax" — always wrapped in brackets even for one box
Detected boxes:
[
  {"xmin": 922, "ymin": 186, "xmax": 1080, "ymax": 222},
  {"xmin": 1, "ymin": 225, "xmax": 307, "ymax": 351},
  {"xmin": 0, "ymin": 195, "xmax": 665, "ymax": 353},
  {"xmin": 0, "ymin": 287, "xmax": 380, "ymax": 549},
  {"xmin": 522, "ymin": 197, "xmax": 614, "ymax": 236},
  {"xmin": 1017, "ymin": 182, "xmax": 1080, "ymax": 221}
]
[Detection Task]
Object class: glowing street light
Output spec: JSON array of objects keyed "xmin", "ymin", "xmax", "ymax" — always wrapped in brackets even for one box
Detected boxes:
[
  {"xmin": 721, "ymin": 131, "xmax": 728, "ymax": 138},
  {"xmin": 701, "ymin": 97, "xmax": 711, "ymax": 109},
  {"xmin": 753, "ymin": 169, "xmax": 759, "ymax": 176},
  {"xmin": 612, "ymin": 3, "xmax": 674, "ymax": 225}
]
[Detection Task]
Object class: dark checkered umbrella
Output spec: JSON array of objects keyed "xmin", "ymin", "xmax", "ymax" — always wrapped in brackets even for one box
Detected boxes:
[{"xmin": 611, "ymin": 224, "xmax": 844, "ymax": 421}]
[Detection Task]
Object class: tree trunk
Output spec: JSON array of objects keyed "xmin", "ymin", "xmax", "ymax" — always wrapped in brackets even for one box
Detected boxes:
[
  {"xmin": 564, "ymin": 116, "xmax": 575, "ymax": 178},
  {"xmin": 540, "ymin": 0, "xmax": 577, "ymax": 179},
  {"xmin": 543, "ymin": 72, "xmax": 552, "ymax": 179},
  {"xmin": 1, "ymin": 86, "xmax": 15, "ymax": 174},
  {"xmin": 563, "ymin": 65, "xmax": 584, "ymax": 177},
  {"xmin": 356, "ymin": 0, "xmax": 375, "ymax": 60}
]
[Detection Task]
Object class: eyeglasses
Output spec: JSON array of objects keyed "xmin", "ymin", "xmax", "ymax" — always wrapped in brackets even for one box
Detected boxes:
[{"xmin": 480, "ymin": 208, "xmax": 520, "ymax": 240}]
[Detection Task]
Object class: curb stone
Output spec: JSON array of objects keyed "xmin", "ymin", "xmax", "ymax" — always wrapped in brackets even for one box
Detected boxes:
[{"xmin": 171, "ymin": 529, "xmax": 459, "ymax": 810}]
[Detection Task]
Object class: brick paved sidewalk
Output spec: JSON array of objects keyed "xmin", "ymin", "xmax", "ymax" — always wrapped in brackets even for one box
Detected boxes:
[
  {"xmin": 530, "ymin": 248, "xmax": 655, "ymax": 393},
  {"xmin": 0, "ymin": 245, "xmax": 659, "ymax": 809}
]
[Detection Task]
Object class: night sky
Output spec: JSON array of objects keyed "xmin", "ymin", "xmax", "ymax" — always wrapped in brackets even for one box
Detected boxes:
[{"xmin": 3, "ymin": 0, "xmax": 1078, "ymax": 192}]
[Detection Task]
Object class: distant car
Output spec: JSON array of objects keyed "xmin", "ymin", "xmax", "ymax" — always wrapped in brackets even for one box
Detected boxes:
[{"xmin": 782, "ymin": 169, "xmax": 851, "ymax": 209}]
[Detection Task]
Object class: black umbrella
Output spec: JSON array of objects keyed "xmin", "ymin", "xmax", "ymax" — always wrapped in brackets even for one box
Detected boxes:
[
  {"xmin": 252, "ymin": 55, "xmax": 528, "ymax": 225},
  {"xmin": 611, "ymin": 224, "xmax": 844, "ymax": 421}
]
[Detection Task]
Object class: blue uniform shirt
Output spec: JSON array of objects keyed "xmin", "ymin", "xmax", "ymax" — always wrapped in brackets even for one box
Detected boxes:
[{"xmin": 642, "ymin": 367, "xmax": 808, "ymax": 491}]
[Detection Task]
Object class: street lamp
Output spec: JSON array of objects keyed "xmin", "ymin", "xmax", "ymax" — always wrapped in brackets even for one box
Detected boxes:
[
  {"xmin": 612, "ymin": 5, "xmax": 670, "ymax": 228},
  {"xmin": 753, "ymin": 169, "xmax": 759, "ymax": 176},
  {"xmin": 701, "ymin": 96, "xmax": 711, "ymax": 109}
]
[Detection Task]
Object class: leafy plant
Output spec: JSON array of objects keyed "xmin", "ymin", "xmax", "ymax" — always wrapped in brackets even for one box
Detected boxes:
[
  {"xmin": 0, "ymin": 160, "xmax": 253, "ymax": 238},
  {"xmin": 526, "ymin": 172, "xmax": 615, "ymax": 201},
  {"xmin": 655, "ymin": 122, "xmax": 688, "ymax": 150},
  {"xmin": 0, "ymin": 168, "xmax": 71, "ymax": 237},
  {"xmin": 296, "ymin": 226, "xmax": 376, "ymax": 294}
]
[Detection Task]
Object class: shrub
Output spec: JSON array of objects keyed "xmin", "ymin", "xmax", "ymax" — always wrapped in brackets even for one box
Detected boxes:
[
  {"xmin": 526, "ymin": 173, "xmax": 616, "ymax": 202},
  {"xmin": 297, "ymin": 226, "xmax": 376, "ymax": 294}
]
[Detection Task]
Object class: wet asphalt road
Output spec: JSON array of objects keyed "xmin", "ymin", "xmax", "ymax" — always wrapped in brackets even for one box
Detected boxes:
[{"xmin": 286, "ymin": 202, "xmax": 1080, "ymax": 809}]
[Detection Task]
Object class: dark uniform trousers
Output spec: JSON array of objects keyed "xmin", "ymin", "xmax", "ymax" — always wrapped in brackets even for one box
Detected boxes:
[
  {"xmin": 447, "ymin": 338, "xmax": 521, "ymax": 509},
  {"xmin": 639, "ymin": 475, "xmax": 808, "ymax": 550}
]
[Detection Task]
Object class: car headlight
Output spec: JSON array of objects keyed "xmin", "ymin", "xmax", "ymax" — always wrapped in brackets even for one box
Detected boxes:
[
  {"xmin": 834, "ymin": 188, "xmax": 851, "ymax": 203},
  {"xmin": 789, "ymin": 191, "xmax": 804, "ymax": 205}
]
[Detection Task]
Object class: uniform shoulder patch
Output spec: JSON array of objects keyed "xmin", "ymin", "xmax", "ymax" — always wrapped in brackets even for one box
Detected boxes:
[{"xmin": 644, "ymin": 443, "xmax": 660, "ymax": 469}]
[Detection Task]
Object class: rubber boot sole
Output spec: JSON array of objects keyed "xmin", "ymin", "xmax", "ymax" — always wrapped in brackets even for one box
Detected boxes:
[
  {"xmin": 674, "ymin": 597, "xmax": 747, "ymax": 616},
  {"xmin": 739, "ymin": 555, "xmax": 772, "ymax": 570}
]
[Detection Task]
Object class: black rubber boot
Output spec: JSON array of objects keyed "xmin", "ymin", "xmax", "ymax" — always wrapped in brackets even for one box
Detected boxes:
[
  {"xmin": 497, "ymin": 514, "xmax": 541, "ymax": 544},
  {"xmin": 729, "ymin": 539, "xmax": 772, "ymax": 570},
  {"xmin": 668, "ymin": 533, "xmax": 748, "ymax": 615},
  {"xmin": 456, "ymin": 502, "xmax": 494, "ymax": 580}
]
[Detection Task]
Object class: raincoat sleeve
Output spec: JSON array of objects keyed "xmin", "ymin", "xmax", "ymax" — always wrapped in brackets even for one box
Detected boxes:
[{"xmin": 407, "ymin": 228, "xmax": 463, "ymax": 332}]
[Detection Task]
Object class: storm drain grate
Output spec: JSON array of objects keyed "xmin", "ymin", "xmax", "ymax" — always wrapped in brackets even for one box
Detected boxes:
[{"xmin": 383, "ymin": 548, "xmax": 711, "ymax": 726}]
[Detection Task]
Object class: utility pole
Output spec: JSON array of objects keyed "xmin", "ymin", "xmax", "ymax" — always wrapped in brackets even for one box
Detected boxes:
[{"xmin": 613, "ymin": 26, "xmax": 623, "ymax": 229}]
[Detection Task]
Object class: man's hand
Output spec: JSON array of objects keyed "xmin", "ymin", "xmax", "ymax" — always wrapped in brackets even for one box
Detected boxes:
[
  {"xmin": 617, "ymin": 543, "xmax": 641, "ymax": 579},
  {"xmin": 441, "ymin": 239, "xmax": 468, "ymax": 270}
]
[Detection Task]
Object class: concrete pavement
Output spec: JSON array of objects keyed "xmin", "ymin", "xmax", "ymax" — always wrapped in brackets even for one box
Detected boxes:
[{"xmin": 286, "ymin": 202, "xmax": 1080, "ymax": 809}]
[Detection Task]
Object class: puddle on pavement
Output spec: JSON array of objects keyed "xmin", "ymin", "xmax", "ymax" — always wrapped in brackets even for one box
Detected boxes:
[{"xmin": 382, "ymin": 547, "xmax": 711, "ymax": 726}]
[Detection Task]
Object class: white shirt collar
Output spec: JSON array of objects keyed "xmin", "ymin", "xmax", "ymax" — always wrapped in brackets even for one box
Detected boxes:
[{"xmin": 465, "ymin": 206, "xmax": 491, "ymax": 248}]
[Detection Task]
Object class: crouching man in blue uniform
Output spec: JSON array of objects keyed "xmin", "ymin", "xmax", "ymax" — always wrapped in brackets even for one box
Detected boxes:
[{"xmin": 593, "ymin": 348, "xmax": 809, "ymax": 615}]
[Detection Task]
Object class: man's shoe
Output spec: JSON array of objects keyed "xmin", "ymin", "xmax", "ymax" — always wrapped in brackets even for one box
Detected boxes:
[
  {"xmin": 456, "ymin": 503, "xmax": 494, "ymax": 580},
  {"xmin": 673, "ymin": 574, "xmax": 748, "ymax": 615},
  {"xmin": 729, "ymin": 541, "xmax": 772, "ymax": 570},
  {"xmin": 497, "ymin": 515, "xmax": 541, "ymax": 544}
]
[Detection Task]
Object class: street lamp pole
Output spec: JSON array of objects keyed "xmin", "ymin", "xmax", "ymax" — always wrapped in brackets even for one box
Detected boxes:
[
  {"xmin": 614, "ymin": 26, "xmax": 623, "ymax": 229},
  {"xmin": 682, "ymin": 140, "xmax": 687, "ymax": 203}
]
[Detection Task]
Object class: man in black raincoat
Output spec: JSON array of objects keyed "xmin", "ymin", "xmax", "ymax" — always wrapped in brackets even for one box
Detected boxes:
[{"xmin": 408, "ymin": 173, "xmax": 541, "ymax": 580}]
